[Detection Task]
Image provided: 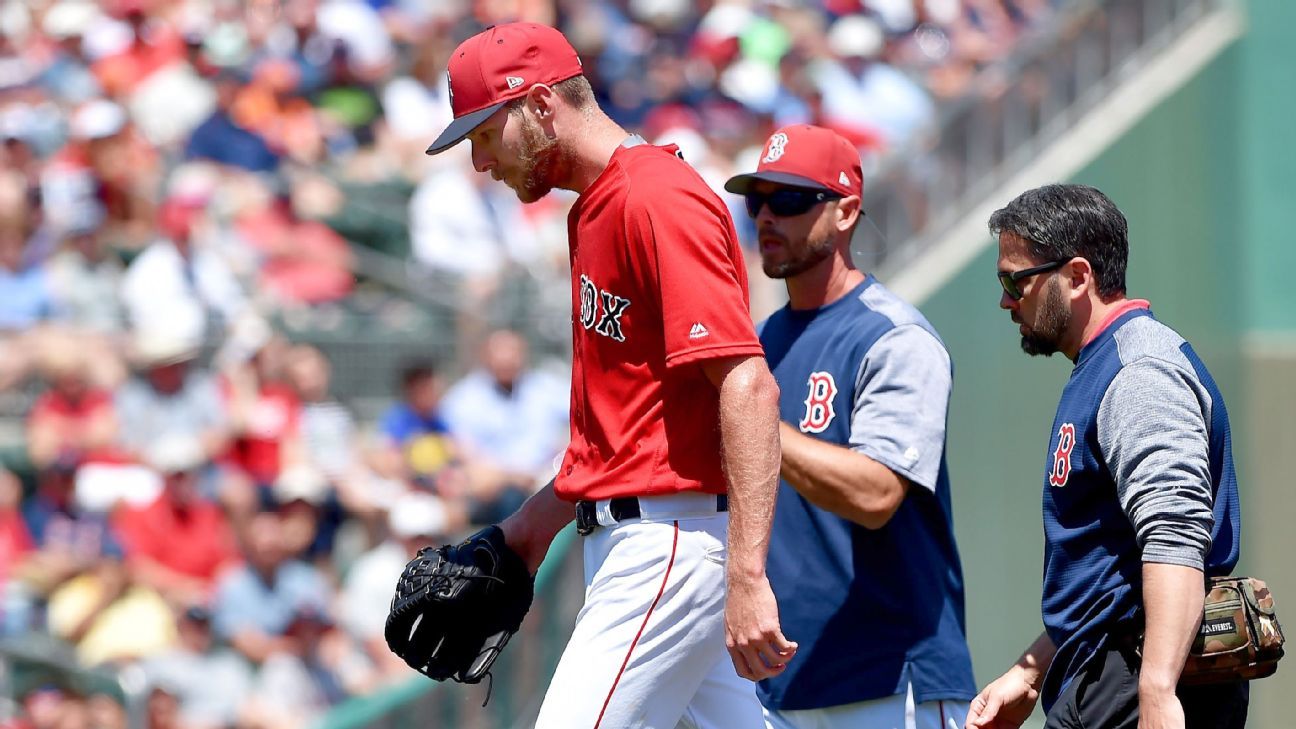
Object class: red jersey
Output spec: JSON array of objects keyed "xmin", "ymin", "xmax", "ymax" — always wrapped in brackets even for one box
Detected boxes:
[{"xmin": 555, "ymin": 143, "xmax": 763, "ymax": 502}]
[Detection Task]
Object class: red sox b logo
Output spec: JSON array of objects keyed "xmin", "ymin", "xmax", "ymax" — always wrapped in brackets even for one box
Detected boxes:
[
  {"xmin": 799, "ymin": 372, "xmax": 838, "ymax": 433},
  {"xmin": 1049, "ymin": 423, "xmax": 1076, "ymax": 487}
]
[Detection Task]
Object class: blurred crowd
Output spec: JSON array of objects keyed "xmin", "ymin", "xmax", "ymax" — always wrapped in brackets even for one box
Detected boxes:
[
  {"xmin": 0, "ymin": 324, "xmax": 569, "ymax": 728},
  {"xmin": 0, "ymin": 0, "xmax": 1062, "ymax": 726}
]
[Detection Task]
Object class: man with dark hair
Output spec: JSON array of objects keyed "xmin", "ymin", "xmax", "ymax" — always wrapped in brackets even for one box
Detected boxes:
[
  {"xmin": 967, "ymin": 184, "xmax": 1247, "ymax": 729},
  {"xmin": 425, "ymin": 22, "xmax": 792, "ymax": 728},
  {"xmin": 379, "ymin": 359, "xmax": 447, "ymax": 447}
]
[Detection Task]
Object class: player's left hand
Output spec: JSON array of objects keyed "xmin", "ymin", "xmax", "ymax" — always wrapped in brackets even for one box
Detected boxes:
[
  {"xmin": 724, "ymin": 573, "xmax": 798, "ymax": 681},
  {"xmin": 1138, "ymin": 686, "xmax": 1186, "ymax": 729}
]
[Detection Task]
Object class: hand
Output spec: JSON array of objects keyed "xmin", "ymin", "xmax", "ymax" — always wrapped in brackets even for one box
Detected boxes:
[
  {"xmin": 725, "ymin": 573, "xmax": 797, "ymax": 681},
  {"xmin": 1138, "ymin": 685, "xmax": 1186, "ymax": 729},
  {"xmin": 966, "ymin": 666, "xmax": 1040, "ymax": 728}
]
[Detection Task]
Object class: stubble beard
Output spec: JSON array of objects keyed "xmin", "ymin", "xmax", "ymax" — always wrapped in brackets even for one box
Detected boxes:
[
  {"xmin": 511, "ymin": 114, "xmax": 564, "ymax": 204},
  {"xmin": 761, "ymin": 229, "xmax": 836, "ymax": 279},
  {"xmin": 1020, "ymin": 277, "xmax": 1071, "ymax": 357}
]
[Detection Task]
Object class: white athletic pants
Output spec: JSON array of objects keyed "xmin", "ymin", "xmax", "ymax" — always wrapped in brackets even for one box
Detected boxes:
[{"xmin": 535, "ymin": 493, "xmax": 763, "ymax": 729}]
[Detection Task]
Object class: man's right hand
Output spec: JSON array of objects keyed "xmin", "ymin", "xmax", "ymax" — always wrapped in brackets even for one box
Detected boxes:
[
  {"xmin": 725, "ymin": 571, "xmax": 798, "ymax": 681},
  {"xmin": 966, "ymin": 666, "xmax": 1040, "ymax": 729}
]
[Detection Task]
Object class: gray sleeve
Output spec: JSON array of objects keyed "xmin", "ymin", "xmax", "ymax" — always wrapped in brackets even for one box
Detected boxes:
[
  {"xmin": 1097, "ymin": 359, "xmax": 1216, "ymax": 570},
  {"xmin": 848, "ymin": 324, "xmax": 952, "ymax": 492}
]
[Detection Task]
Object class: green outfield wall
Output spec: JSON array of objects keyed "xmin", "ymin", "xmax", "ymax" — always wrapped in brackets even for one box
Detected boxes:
[{"xmin": 921, "ymin": 0, "xmax": 1295, "ymax": 724}]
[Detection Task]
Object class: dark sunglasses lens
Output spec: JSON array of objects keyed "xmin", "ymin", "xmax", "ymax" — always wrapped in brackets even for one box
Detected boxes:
[
  {"xmin": 998, "ymin": 272, "xmax": 1022, "ymax": 300},
  {"xmin": 745, "ymin": 194, "xmax": 763, "ymax": 218},
  {"xmin": 767, "ymin": 190, "xmax": 819, "ymax": 217}
]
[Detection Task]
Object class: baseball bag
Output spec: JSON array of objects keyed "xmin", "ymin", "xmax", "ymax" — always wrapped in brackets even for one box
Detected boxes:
[{"xmin": 1179, "ymin": 576, "xmax": 1284, "ymax": 685}]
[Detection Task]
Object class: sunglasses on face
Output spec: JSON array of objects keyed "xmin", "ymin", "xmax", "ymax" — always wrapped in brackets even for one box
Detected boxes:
[
  {"xmin": 745, "ymin": 189, "xmax": 842, "ymax": 218},
  {"xmin": 998, "ymin": 259, "xmax": 1069, "ymax": 301}
]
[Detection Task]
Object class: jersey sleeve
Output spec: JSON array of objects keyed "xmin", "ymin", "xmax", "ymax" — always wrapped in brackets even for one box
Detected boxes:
[
  {"xmin": 625, "ymin": 171, "xmax": 763, "ymax": 369},
  {"xmin": 847, "ymin": 324, "xmax": 952, "ymax": 492},
  {"xmin": 1097, "ymin": 358, "xmax": 1215, "ymax": 570}
]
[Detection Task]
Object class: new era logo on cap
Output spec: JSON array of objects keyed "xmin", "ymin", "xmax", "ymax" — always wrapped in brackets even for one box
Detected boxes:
[
  {"xmin": 427, "ymin": 23, "xmax": 584, "ymax": 155},
  {"xmin": 839, "ymin": 171, "xmax": 850, "ymax": 186}
]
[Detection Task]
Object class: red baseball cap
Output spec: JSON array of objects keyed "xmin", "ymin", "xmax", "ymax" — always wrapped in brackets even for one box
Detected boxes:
[
  {"xmin": 724, "ymin": 125, "xmax": 863, "ymax": 198},
  {"xmin": 426, "ymin": 23, "xmax": 584, "ymax": 155}
]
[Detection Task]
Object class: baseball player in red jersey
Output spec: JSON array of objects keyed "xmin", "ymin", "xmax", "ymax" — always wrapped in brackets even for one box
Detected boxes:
[{"xmin": 425, "ymin": 23, "xmax": 797, "ymax": 727}]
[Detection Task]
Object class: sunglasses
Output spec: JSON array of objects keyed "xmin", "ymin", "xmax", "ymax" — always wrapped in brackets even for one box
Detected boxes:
[
  {"xmin": 745, "ymin": 189, "xmax": 842, "ymax": 218},
  {"xmin": 998, "ymin": 259, "xmax": 1068, "ymax": 301}
]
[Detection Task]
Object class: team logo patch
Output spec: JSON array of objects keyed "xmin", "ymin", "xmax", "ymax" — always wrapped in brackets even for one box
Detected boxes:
[
  {"xmin": 799, "ymin": 372, "xmax": 838, "ymax": 433},
  {"xmin": 506, "ymin": 75, "xmax": 525, "ymax": 90},
  {"xmin": 1049, "ymin": 422, "xmax": 1076, "ymax": 487},
  {"xmin": 763, "ymin": 133, "xmax": 789, "ymax": 163}
]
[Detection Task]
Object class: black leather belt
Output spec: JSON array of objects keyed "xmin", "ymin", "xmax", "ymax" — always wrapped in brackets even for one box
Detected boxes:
[{"xmin": 574, "ymin": 494, "xmax": 728, "ymax": 535}]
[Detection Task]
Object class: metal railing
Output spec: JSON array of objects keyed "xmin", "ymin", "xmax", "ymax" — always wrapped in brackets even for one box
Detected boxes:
[{"xmin": 858, "ymin": 0, "xmax": 1226, "ymax": 275}]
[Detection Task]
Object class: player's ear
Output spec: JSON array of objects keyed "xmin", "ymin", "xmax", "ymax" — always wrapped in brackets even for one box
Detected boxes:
[
  {"xmin": 1064, "ymin": 257, "xmax": 1094, "ymax": 299},
  {"xmin": 835, "ymin": 195, "xmax": 862, "ymax": 233},
  {"xmin": 526, "ymin": 84, "xmax": 557, "ymax": 121}
]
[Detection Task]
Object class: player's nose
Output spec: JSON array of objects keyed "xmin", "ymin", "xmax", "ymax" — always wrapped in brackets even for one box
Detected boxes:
[
  {"xmin": 470, "ymin": 142, "xmax": 494, "ymax": 174},
  {"xmin": 1000, "ymin": 289, "xmax": 1017, "ymax": 311}
]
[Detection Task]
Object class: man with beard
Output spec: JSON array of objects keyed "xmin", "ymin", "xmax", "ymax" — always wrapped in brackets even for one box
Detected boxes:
[
  {"xmin": 422, "ymin": 23, "xmax": 794, "ymax": 727},
  {"xmin": 967, "ymin": 184, "xmax": 1246, "ymax": 729},
  {"xmin": 725, "ymin": 125, "xmax": 975, "ymax": 728}
]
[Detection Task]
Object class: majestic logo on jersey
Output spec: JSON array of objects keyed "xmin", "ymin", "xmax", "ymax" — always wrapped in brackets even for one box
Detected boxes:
[
  {"xmin": 799, "ymin": 372, "xmax": 838, "ymax": 433},
  {"xmin": 762, "ymin": 133, "xmax": 789, "ymax": 163},
  {"xmin": 579, "ymin": 274, "xmax": 631, "ymax": 343},
  {"xmin": 688, "ymin": 322, "xmax": 709, "ymax": 340},
  {"xmin": 1049, "ymin": 422, "xmax": 1076, "ymax": 487}
]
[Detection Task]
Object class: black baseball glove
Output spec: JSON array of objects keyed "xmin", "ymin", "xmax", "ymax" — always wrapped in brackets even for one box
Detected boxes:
[{"xmin": 384, "ymin": 525, "xmax": 534, "ymax": 684}]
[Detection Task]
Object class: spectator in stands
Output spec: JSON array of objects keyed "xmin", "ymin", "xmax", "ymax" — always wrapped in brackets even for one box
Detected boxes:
[
  {"xmin": 272, "ymin": 463, "xmax": 340, "ymax": 567},
  {"xmin": 23, "ymin": 455, "xmax": 175, "ymax": 665},
  {"xmin": 812, "ymin": 14, "xmax": 936, "ymax": 152},
  {"xmin": 219, "ymin": 320, "xmax": 302, "ymax": 495},
  {"xmin": 407, "ymin": 149, "xmax": 544, "ymax": 308},
  {"xmin": 91, "ymin": 0, "xmax": 185, "ymax": 99},
  {"xmin": 113, "ymin": 436, "xmax": 239, "ymax": 607},
  {"xmin": 211, "ymin": 510, "xmax": 331, "ymax": 666},
  {"xmin": 441, "ymin": 329, "xmax": 568, "ymax": 521},
  {"xmin": 36, "ymin": 0, "xmax": 105, "ymax": 105},
  {"xmin": 232, "ymin": 177, "xmax": 356, "ymax": 307},
  {"xmin": 185, "ymin": 68, "xmax": 280, "ymax": 173},
  {"xmin": 284, "ymin": 344, "xmax": 356, "ymax": 484},
  {"xmin": 26, "ymin": 335, "xmax": 117, "ymax": 474},
  {"xmin": 376, "ymin": 359, "xmax": 455, "ymax": 482},
  {"xmin": 0, "ymin": 173, "xmax": 54, "ymax": 331},
  {"xmin": 115, "ymin": 330, "xmax": 230, "ymax": 470},
  {"xmin": 140, "ymin": 604, "xmax": 253, "ymax": 729},
  {"xmin": 19, "ymin": 447, "xmax": 121, "ymax": 601},
  {"xmin": 119, "ymin": 184, "xmax": 248, "ymax": 342},
  {"xmin": 45, "ymin": 213, "xmax": 126, "ymax": 338}
]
